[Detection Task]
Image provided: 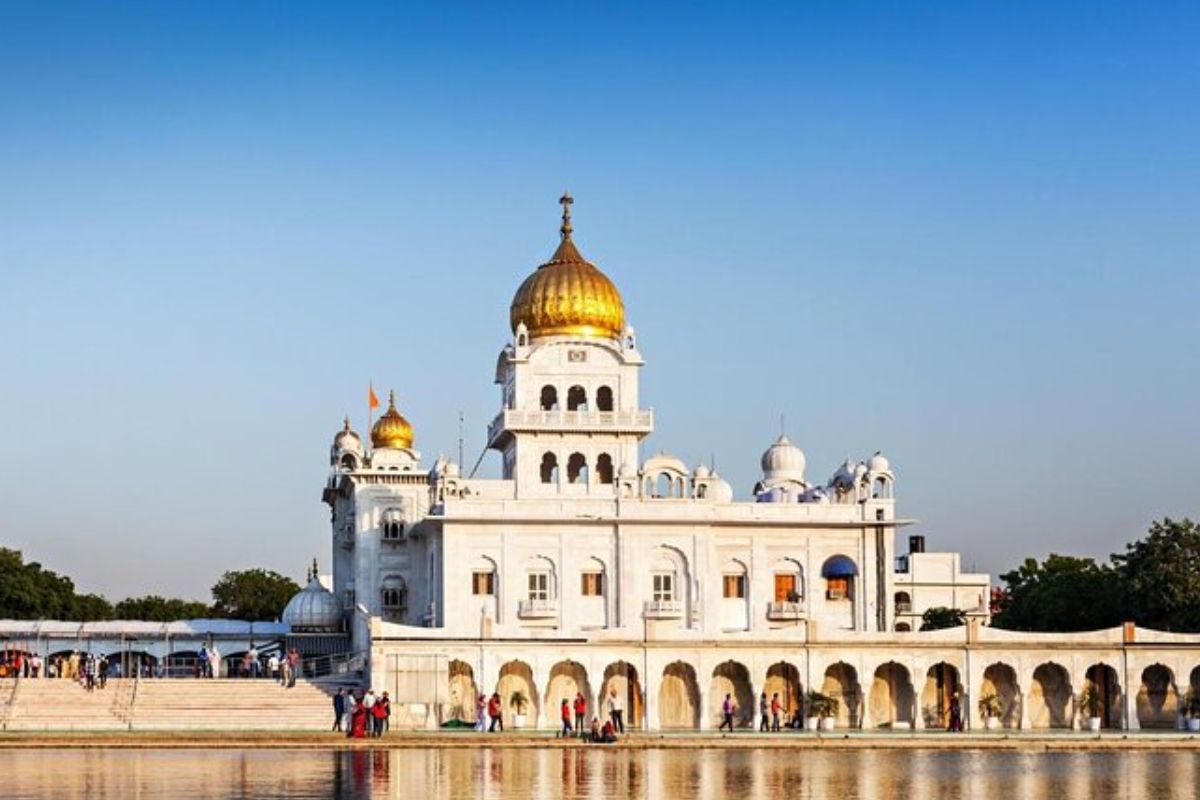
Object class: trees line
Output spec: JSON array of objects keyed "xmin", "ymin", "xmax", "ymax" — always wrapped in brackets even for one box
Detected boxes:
[{"xmin": 0, "ymin": 548, "xmax": 300, "ymax": 622}]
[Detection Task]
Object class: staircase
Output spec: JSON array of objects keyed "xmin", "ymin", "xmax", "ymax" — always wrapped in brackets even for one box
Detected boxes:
[
  {"xmin": 1, "ymin": 678, "xmax": 337, "ymax": 731},
  {"xmin": 4, "ymin": 678, "xmax": 132, "ymax": 731},
  {"xmin": 129, "ymin": 678, "xmax": 335, "ymax": 730}
]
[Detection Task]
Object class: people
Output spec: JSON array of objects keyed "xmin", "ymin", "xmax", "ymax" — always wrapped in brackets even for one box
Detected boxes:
[
  {"xmin": 350, "ymin": 691, "xmax": 368, "ymax": 738},
  {"xmin": 474, "ymin": 694, "xmax": 487, "ymax": 732},
  {"xmin": 607, "ymin": 687, "xmax": 624, "ymax": 734},
  {"xmin": 573, "ymin": 692, "xmax": 587, "ymax": 737},
  {"xmin": 343, "ymin": 690, "xmax": 356, "ymax": 734},
  {"xmin": 97, "ymin": 656, "xmax": 108, "ymax": 689},
  {"xmin": 559, "ymin": 698, "xmax": 572, "ymax": 738},
  {"xmin": 759, "ymin": 691, "xmax": 769, "ymax": 731},
  {"xmin": 588, "ymin": 716, "xmax": 601, "ymax": 742},
  {"xmin": 248, "ymin": 645, "xmax": 260, "ymax": 678},
  {"xmin": 596, "ymin": 719, "xmax": 617, "ymax": 744},
  {"xmin": 268, "ymin": 653, "xmax": 280, "ymax": 681},
  {"xmin": 332, "ymin": 689, "xmax": 346, "ymax": 732},
  {"xmin": 373, "ymin": 691, "xmax": 390, "ymax": 736},
  {"xmin": 719, "ymin": 693, "xmax": 736, "ymax": 732},
  {"xmin": 948, "ymin": 696, "xmax": 963, "ymax": 732},
  {"xmin": 771, "ymin": 693, "xmax": 782, "ymax": 732},
  {"xmin": 487, "ymin": 692, "xmax": 503, "ymax": 732},
  {"xmin": 286, "ymin": 649, "xmax": 300, "ymax": 687}
]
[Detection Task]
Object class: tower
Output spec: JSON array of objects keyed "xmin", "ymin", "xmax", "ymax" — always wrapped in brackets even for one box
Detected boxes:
[{"xmin": 489, "ymin": 194, "xmax": 653, "ymax": 497}]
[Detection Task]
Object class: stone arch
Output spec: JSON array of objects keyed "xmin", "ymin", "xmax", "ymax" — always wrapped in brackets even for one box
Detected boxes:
[
  {"xmin": 447, "ymin": 659, "xmax": 477, "ymax": 723},
  {"xmin": 659, "ymin": 661, "xmax": 701, "ymax": 729},
  {"xmin": 709, "ymin": 660, "xmax": 754, "ymax": 728},
  {"xmin": 566, "ymin": 452, "xmax": 588, "ymax": 484},
  {"xmin": 1029, "ymin": 662, "xmax": 1072, "ymax": 729},
  {"xmin": 769, "ymin": 558, "xmax": 805, "ymax": 601},
  {"xmin": 869, "ymin": 661, "xmax": 915, "ymax": 728},
  {"xmin": 540, "ymin": 385, "xmax": 559, "ymax": 410},
  {"xmin": 601, "ymin": 661, "xmax": 643, "ymax": 728},
  {"xmin": 596, "ymin": 453, "xmax": 614, "ymax": 484},
  {"xmin": 920, "ymin": 662, "xmax": 961, "ymax": 729},
  {"xmin": 1191, "ymin": 665, "xmax": 1200, "ymax": 696},
  {"xmin": 496, "ymin": 660, "xmax": 538, "ymax": 728},
  {"xmin": 1137, "ymin": 664, "xmax": 1178, "ymax": 729},
  {"xmin": 764, "ymin": 661, "xmax": 802, "ymax": 721},
  {"xmin": 540, "ymin": 452, "xmax": 559, "ymax": 484},
  {"xmin": 596, "ymin": 385, "xmax": 614, "ymax": 412},
  {"xmin": 1083, "ymin": 663, "xmax": 1122, "ymax": 729},
  {"xmin": 981, "ymin": 663, "xmax": 1020, "ymax": 729},
  {"xmin": 821, "ymin": 662, "xmax": 862, "ymax": 728},
  {"xmin": 545, "ymin": 660, "xmax": 592, "ymax": 722},
  {"xmin": 566, "ymin": 385, "xmax": 587, "ymax": 411}
]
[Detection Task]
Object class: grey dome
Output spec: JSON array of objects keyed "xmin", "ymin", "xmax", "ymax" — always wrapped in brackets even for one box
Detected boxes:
[{"xmin": 283, "ymin": 577, "xmax": 342, "ymax": 633}]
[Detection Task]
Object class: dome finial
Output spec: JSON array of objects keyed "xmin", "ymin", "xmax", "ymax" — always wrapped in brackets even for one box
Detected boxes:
[
  {"xmin": 388, "ymin": 389, "xmax": 397, "ymax": 409},
  {"xmin": 559, "ymin": 191, "xmax": 574, "ymax": 239}
]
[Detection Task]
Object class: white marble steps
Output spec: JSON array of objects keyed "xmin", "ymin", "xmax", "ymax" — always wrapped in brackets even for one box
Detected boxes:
[
  {"xmin": 4, "ymin": 678, "xmax": 132, "ymax": 731},
  {"xmin": 129, "ymin": 679, "xmax": 335, "ymax": 730}
]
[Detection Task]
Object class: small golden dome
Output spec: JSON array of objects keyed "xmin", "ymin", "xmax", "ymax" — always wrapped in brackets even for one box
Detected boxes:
[
  {"xmin": 509, "ymin": 193, "xmax": 625, "ymax": 341},
  {"xmin": 370, "ymin": 390, "xmax": 414, "ymax": 450}
]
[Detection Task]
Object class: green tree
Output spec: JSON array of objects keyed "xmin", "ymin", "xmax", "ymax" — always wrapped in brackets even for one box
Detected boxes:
[
  {"xmin": 991, "ymin": 554, "xmax": 1121, "ymax": 632},
  {"xmin": 919, "ymin": 606, "xmax": 967, "ymax": 631},
  {"xmin": 1114, "ymin": 518, "xmax": 1200, "ymax": 632},
  {"xmin": 0, "ymin": 548, "xmax": 88, "ymax": 620},
  {"xmin": 114, "ymin": 595, "xmax": 211, "ymax": 621},
  {"xmin": 210, "ymin": 569, "xmax": 299, "ymax": 621},
  {"xmin": 70, "ymin": 593, "xmax": 114, "ymax": 621}
]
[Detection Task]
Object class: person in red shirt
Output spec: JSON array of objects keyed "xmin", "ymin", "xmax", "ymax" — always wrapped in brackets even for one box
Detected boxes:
[
  {"xmin": 487, "ymin": 692, "xmax": 503, "ymax": 732},
  {"xmin": 770, "ymin": 693, "xmax": 783, "ymax": 732},
  {"xmin": 372, "ymin": 691, "xmax": 390, "ymax": 737},
  {"xmin": 560, "ymin": 698, "xmax": 573, "ymax": 737},
  {"xmin": 573, "ymin": 692, "xmax": 587, "ymax": 736}
]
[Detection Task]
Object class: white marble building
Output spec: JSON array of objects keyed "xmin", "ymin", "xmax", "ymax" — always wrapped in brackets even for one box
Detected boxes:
[{"xmin": 316, "ymin": 197, "xmax": 1199, "ymax": 732}]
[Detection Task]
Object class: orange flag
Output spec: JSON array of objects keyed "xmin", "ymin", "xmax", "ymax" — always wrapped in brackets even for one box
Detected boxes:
[{"xmin": 368, "ymin": 384, "xmax": 380, "ymax": 410}]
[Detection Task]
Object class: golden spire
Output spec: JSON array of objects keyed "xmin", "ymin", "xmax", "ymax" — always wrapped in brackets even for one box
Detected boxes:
[
  {"xmin": 509, "ymin": 194, "xmax": 625, "ymax": 340},
  {"xmin": 370, "ymin": 389, "xmax": 415, "ymax": 449}
]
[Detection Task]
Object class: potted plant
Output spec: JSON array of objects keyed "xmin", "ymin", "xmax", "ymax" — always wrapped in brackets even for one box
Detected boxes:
[
  {"xmin": 978, "ymin": 693, "xmax": 1002, "ymax": 731},
  {"xmin": 1078, "ymin": 685, "xmax": 1103, "ymax": 732},
  {"xmin": 1184, "ymin": 689, "xmax": 1200, "ymax": 733},
  {"xmin": 804, "ymin": 690, "xmax": 826, "ymax": 731},
  {"xmin": 509, "ymin": 690, "xmax": 530, "ymax": 729}
]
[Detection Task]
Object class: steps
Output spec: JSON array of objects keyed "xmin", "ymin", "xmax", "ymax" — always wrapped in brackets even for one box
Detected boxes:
[
  {"xmin": 4, "ymin": 678, "xmax": 131, "ymax": 731},
  {"xmin": 2, "ymin": 678, "xmax": 338, "ymax": 731},
  {"xmin": 129, "ymin": 678, "xmax": 335, "ymax": 730}
]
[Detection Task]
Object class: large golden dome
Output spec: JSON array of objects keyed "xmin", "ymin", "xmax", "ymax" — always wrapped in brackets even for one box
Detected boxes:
[
  {"xmin": 370, "ymin": 390, "xmax": 414, "ymax": 450},
  {"xmin": 509, "ymin": 194, "xmax": 625, "ymax": 341}
]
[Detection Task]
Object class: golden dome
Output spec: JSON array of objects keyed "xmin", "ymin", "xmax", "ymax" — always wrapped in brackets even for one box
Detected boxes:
[
  {"xmin": 509, "ymin": 193, "xmax": 625, "ymax": 341},
  {"xmin": 370, "ymin": 390, "xmax": 414, "ymax": 450}
]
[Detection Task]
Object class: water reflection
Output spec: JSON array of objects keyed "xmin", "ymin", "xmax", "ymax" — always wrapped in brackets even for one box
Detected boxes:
[{"xmin": 1, "ymin": 747, "xmax": 1196, "ymax": 800}]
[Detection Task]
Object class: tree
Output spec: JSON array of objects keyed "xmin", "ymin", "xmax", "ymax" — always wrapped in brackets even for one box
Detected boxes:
[
  {"xmin": 0, "ymin": 547, "xmax": 109, "ymax": 620},
  {"xmin": 114, "ymin": 595, "xmax": 211, "ymax": 621},
  {"xmin": 919, "ymin": 606, "xmax": 967, "ymax": 631},
  {"xmin": 991, "ymin": 554, "xmax": 1121, "ymax": 632},
  {"xmin": 210, "ymin": 569, "xmax": 300, "ymax": 621},
  {"xmin": 70, "ymin": 593, "xmax": 114, "ymax": 622},
  {"xmin": 1114, "ymin": 518, "xmax": 1200, "ymax": 632}
]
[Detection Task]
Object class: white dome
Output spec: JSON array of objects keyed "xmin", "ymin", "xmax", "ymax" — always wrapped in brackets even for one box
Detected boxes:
[
  {"xmin": 282, "ymin": 577, "xmax": 342, "ymax": 633},
  {"xmin": 694, "ymin": 464, "xmax": 712, "ymax": 479},
  {"xmin": 867, "ymin": 452, "xmax": 891, "ymax": 473},
  {"xmin": 332, "ymin": 418, "xmax": 363, "ymax": 456},
  {"xmin": 761, "ymin": 435, "xmax": 806, "ymax": 481}
]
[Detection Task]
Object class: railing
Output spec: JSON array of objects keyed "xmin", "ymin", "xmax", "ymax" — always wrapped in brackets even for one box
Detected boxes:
[
  {"xmin": 517, "ymin": 599, "xmax": 559, "ymax": 619},
  {"xmin": 766, "ymin": 601, "xmax": 805, "ymax": 620},
  {"xmin": 489, "ymin": 408, "xmax": 653, "ymax": 441},
  {"xmin": 895, "ymin": 602, "xmax": 913, "ymax": 614},
  {"xmin": 643, "ymin": 600, "xmax": 684, "ymax": 619}
]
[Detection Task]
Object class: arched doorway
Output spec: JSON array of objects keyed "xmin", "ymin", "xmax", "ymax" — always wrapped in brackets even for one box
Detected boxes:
[
  {"xmin": 659, "ymin": 661, "xmax": 701, "ymax": 729},
  {"xmin": 545, "ymin": 660, "xmax": 592, "ymax": 722},
  {"xmin": 1083, "ymin": 663, "xmax": 1121, "ymax": 729},
  {"xmin": 1137, "ymin": 664, "xmax": 1177, "ymax": 729},
  {"xmin": 496, "ymin": 660, "xmax": 538, "ymax": 728},
  {"xmin": 709, "ymin": 660, "xmax": 754, "ymax": 728},
  {"xmin": 448, "ymin": 660, "xmax": 477, "ymax": 723},
  {"xmin": 869, "ymin": 661, "xmax": 915, "ymax": 728},
  {"xmin": 600, "ymin": 661, "xmax": 643, "ymax": 728},
  {"xmin": 1030, "ymin": 663, "xmax": 1072, "ymax": 729},
  {"xmin": 921, "ymin": 662, "xmax": 961, "ymax": 729},
  {"xmin": 109, "ymin": 650, "xmax": 158, "ymax": 678},
  {"xmin": 981, "ymin": 663, "xmax": 1020, "ymax": 729},
  {"xmin": 821, "ymin": 662, "xmax": 861, "ymax": 728},
  {"xmin": 764, "ymin": 662, "xmax": 802, "ymax": 724}
]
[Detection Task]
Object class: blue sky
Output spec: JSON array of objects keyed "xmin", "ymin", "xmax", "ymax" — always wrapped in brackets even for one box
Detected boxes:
[{"xmin": 0, "ymin": 2, "xmax": 1196, "ymax": 600}]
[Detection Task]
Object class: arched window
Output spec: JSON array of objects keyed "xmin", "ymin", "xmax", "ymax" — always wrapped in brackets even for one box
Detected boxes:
[
  {"xmin": 873, "ymin": 477, "xmax": 892, "ymax": 499},
  {"xmin": 596, "ymin": 386, "xmax": 614, "ymax": 412},
  {"xmin": 540, "ymin": 452, "xmax": 559, "ymax": 484},
  {"xmin": 596, "ymin": 453, "xmax": 614, "ymax": 484},
  {"xmin": 382, "ymin": 510, "xmax": 404, "ymax": 541},
  {"xmin": 822, "ymin": 555, "xmax": 858, "ymax": 601},
  {"xmin": 381, "ymin": 577, "xmax": 407, "ymax": 622},
  {"xmin": 566, "ymin": 385, "xmax": 587, "ymax": 411},
  {"xmin": 894, "ymin": 591, "xmax": 911, "ymax": 613},
  {"xmin": 540, "ymin": 386, "xmax": 559, "ymax": 411},
  {"xmin": 895, "ymin": 622, "xmax": 912, "ymax": 632},
  {"xmin": 567, "ymin": 452, "xmax": 588, "ymax": 484},
  {"xmin": 340, "ymin": 453, "xmax": 358, "ymax": 470},
  {"xmin": 653, "ymin": 473, "xmax": 671, "ymax": 498}
]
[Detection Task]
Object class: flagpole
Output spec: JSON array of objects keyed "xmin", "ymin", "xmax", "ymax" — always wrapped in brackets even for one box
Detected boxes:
[{"xmin": 368, "ymin": 381, "xmax": 376, "ymax": 455}]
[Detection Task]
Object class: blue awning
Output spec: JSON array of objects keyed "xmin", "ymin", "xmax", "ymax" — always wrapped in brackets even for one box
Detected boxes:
[{"xmin": 822, "ymin": 556, "xmax": 858, "ymax": 578}]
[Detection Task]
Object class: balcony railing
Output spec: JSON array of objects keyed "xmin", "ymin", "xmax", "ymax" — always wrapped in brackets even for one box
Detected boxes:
[
  {"xmin": 895, "ymin": 602, "xmax": 913, "ymax": 614},
  {"xmin": 517, "ymin": 599, "xmax": 559, "ymax": 619},
  {"xmin": 489, "ymin": 408, "xmax": 654, "ymax": 442},
  {"xmin": 766, "ymin": 601, "xmax": 805, "ymax": 621},
  {"xmin": 643, "ymin": 599, "xmax": 684, "ymax": 619}
]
